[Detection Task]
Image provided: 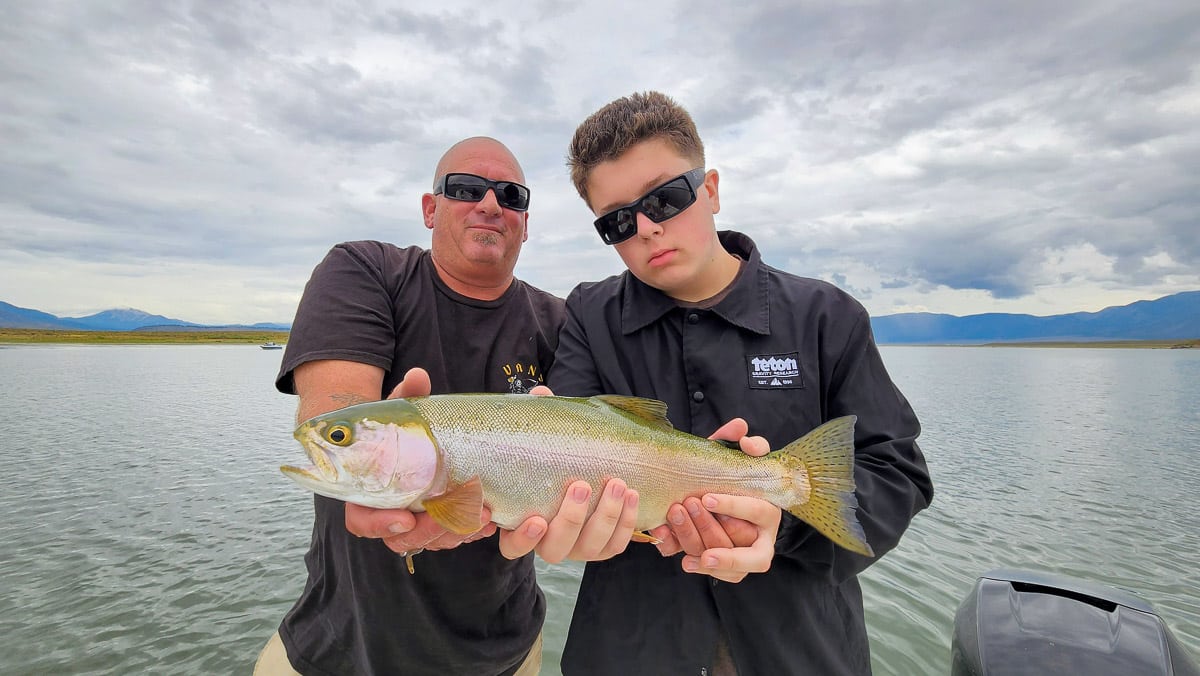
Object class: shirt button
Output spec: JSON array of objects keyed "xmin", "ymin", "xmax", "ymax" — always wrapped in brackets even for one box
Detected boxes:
[
  {"xmin": 692, "ymin": 391, "xmax": 705, "ymax": 402},
  {"xmin": 687, "ymin": 313, "xmax": 700, "ymax": 324}
]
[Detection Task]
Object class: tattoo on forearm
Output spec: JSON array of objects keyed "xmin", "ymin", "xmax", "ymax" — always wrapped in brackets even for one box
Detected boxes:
[
  {"xmin": 297, "ymin": 392, "xmax": 376, "ymax": 424},
  {"xmin": 331, "ymin": 392, "xmax": 373, "ymax": 407}
]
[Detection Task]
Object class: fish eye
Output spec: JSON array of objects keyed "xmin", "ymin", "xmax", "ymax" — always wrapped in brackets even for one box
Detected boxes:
[{"xmin": 325, "ymin": 424, "xmax": 353, "ymax": 446}]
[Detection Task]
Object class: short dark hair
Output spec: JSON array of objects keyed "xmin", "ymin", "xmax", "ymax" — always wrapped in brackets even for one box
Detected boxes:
[{"xmin": 567, "ymin": 91, "xmax": 705, "ymax": 207}]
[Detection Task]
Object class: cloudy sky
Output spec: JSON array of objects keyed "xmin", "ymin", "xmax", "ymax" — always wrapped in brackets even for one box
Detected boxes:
[{"xmin": 2, "ymin": 1, "xmax": 1197, "ymax": 325}]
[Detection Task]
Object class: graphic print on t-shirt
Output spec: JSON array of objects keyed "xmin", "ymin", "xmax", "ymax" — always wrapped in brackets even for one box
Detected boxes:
[{"xmin": 502, "ymin": 362, "xmax": 543, "ymax": 393}]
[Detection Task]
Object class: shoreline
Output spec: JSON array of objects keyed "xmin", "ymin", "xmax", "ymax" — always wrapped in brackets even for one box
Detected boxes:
[
  {"xmin": 2, "ymin": 329, "xmax": 1194, "ymax": 349},
  {"xmin": 883, "ymin": 339, "xmax": 1198, "ymax": 349},
  {"xmin": 0, "ymin": 328, "xmax": 290, "ymax": 345}
]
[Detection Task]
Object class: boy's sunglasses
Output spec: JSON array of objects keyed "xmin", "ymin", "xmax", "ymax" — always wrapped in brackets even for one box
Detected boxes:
[
  {"xmin": 593, "ymin": 168, "xmax": 705, "ymax": 245},
  {"xmin": 434, "ymin": 173, "xmax": 531, "ymax": 212}
]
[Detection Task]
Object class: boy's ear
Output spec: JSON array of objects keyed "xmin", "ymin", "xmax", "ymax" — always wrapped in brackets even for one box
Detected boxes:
[{"xmin": 704, "ymin": 169, "xmax": 721, "ymax": 215}]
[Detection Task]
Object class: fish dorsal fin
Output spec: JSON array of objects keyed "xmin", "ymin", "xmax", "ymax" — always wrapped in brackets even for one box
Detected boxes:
[
  {"xmin": 422, "ymin": 476, "xmax": 485, "ymax": 535},
  {"xmin": 594, "ymin": 395, "xmax": 674, "ymax": 431}
]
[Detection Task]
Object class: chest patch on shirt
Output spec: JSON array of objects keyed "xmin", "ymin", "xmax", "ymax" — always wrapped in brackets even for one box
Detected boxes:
[{"xmin": 747, "ymin": 352, "xmax": 804, "ymax": 389}]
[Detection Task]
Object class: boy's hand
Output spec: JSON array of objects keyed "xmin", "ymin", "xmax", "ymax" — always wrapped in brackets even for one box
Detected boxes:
[
  {"xmin": 707, "ymin": 417, "xmax": 770, "ymax": 456},
  {"xmin": 650, "ymin": 418, "xmax": 779, "ymax": 582},
  {"xmin": 500, "ymin": 478, "xmax": 639, "ymax": 563},
  {"xmin": 678, "ymin": 494, "xmax": 781, "ymax": 583},
  {"xmin": 498, "ymin": 385, "xmax": 640, "ymax": 563}
]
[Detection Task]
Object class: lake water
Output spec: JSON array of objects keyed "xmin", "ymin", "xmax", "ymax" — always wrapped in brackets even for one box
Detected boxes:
[{"xmin": 1, "ymin": 344, "xmax": 1197, "ymax": 674}]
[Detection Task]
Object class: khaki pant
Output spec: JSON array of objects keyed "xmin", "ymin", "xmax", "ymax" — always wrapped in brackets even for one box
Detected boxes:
[{"xmin": 253, "ymin": 630, "xmax": 543, "ymax": 675}]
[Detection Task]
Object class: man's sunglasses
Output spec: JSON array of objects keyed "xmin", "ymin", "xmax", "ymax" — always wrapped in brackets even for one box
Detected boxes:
[
  {"xmin": 593, "ymin": 168, "xmax": 705, "ymax": 245},
  {"xmin": 434, "ymin": 173, "xmax": 531, "ymax": 212}
]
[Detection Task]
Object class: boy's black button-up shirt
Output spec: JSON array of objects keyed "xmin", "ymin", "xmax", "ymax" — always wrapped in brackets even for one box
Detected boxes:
[{"xmin": 549, "ymin": 231, "xmax": 933, "ymax": 676}]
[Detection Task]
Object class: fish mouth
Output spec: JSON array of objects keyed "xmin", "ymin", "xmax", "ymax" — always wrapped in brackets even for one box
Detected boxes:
[
  {"xmin": 281, "ymin": 423, "xmax": 341, "ymax": 484},
  {"xmin": 280, "ymin": 462, "xmax": 326, "ymax": 485}
]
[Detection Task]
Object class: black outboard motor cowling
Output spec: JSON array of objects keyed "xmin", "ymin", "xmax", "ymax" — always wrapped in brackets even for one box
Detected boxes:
[{"xmin": 952, "ymin": 568, "xmax": 1199, "ymax": 676}]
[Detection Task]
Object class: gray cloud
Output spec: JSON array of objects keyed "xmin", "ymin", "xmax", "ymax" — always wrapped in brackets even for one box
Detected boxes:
[
  {"xmin": 0, "ymin": 0, "xmax": 1197, "ymax": 323},
  {"xmin": 684, "ymin": 0, "xmax": 1200, "ymax": 308}
]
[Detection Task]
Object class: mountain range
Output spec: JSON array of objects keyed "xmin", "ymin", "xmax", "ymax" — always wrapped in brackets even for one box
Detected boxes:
[
  {"xmin": 0, "ymin": 302, "xmax": 290, "ymax": 332},
  {"xmin": 868, "ymin": 290, "xmax": 1199, "ymax": 343},
  {"xmin": 2, "ymin": 291, "xmax": 1197, "ymax": 342}
]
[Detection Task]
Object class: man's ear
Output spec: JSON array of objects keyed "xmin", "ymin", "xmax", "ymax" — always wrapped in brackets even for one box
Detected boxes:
[
  {"xmin": 522, "ymin": 213, "xmax": 529, "ymax": 242},
  {"xmin": 421, "ymin": 193, "xmax": 437, "ymax": 229}
]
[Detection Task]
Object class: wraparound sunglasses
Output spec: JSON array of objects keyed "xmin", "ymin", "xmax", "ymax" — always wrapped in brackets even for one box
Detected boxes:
[
  {"xmin": 434, "ymin": 173, "xmax": 531, "ymax": 212},
  {"xmin": 593, "ymin": 168, "xmax": 705, "ymax": 245}
]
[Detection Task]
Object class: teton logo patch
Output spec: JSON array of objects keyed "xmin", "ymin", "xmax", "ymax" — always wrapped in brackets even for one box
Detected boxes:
[{"xmin": 748, "ymin": 352, "xmax": 803, "ymax": 389}]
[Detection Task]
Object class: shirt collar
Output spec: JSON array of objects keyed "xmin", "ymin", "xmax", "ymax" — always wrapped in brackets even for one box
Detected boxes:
[{"xmin": 620, "ymin": 230, "xmax": 770, "ymax": 335}]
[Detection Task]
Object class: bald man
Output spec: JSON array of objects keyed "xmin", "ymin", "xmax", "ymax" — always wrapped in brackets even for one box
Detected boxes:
[{"xmin": 256, "ymin": 137, "xmax": 565, "ymax": 676}]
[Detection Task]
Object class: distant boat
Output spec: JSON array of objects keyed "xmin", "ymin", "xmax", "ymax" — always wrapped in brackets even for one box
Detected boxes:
[{"xmin": 260, "ymin": 341, "xmax": 283, "ymax": 350}]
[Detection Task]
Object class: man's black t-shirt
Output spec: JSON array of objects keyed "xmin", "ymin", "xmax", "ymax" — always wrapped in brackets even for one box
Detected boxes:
[{"xmin": 275, "ymin": 241, "xmax": 565, "ymax": 676}]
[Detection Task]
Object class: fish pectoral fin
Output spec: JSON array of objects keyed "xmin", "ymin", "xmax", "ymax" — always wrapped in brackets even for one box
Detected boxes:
[
  {"xmin": 594, "ymin": 395, "xmax": 674, "ymax": 430},
  {"xmin": 630, "ymin": 530, "xmax": 662, "ymax": 545},
  {"xmin": 423, "ymin": 476, "xmax": 486, "ymax": 535}
]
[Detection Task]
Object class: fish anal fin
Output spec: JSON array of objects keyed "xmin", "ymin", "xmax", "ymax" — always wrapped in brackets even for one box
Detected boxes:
[
  {"xmin": 595, "ymin": 395, "xmax": 674, "ymax": 430},
  {"xmin": 630, "ymin": 530, "xmax": 663, "ymax": 545},
  {"xmin": 423, "ymin": 476, "xmax": 486, "ymax": 535}
]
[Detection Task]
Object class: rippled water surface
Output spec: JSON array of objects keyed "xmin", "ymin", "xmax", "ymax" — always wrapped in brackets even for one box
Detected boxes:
[{"xmin": 1, "ymin": 345, "xmax": 1197, "ymax": 674}]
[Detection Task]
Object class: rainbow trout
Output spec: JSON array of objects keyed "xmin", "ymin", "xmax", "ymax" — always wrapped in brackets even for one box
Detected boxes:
[{"xmin": 282, "ymin": 394, "xmax": 873, "ymax": 558}]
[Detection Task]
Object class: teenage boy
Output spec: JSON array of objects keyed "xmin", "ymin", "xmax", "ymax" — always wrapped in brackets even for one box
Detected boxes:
[{"xmin": 548, "ymin": 92, "xmax": 934, "ymax": 675}]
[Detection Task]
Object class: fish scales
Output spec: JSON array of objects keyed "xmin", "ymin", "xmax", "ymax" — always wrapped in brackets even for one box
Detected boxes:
[{"xmin": 408, "ymin": 394, "xmax": 794, "ymax": 529}]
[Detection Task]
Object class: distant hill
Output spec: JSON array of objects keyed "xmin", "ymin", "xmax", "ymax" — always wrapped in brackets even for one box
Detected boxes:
[
  {"xmin": 1, "ymin": 301, "xmax": 90, "ymax": 330},
  {"xmin": 871, "ymin": 291, "xmax": 1200, "ymax": 344},
  {"xmin": 0, "ymin": 301, "xmax": 290, "ymax": 332},
  {"xmin": 66, "ymin": 308, "xmax": 201, "ymax": 331},
  {"xmin": 134, "ymin": 323, "xmax": 292, "ymax": 332}
]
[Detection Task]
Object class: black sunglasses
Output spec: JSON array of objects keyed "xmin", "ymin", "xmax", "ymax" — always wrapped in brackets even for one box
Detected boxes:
[
  {"xmin": 593, "ymin": 168, "xmax": 705, "ymax": 245},
  {"xmin": 434, "ymin": 173, "xmax": 531, "ymax": 212}
]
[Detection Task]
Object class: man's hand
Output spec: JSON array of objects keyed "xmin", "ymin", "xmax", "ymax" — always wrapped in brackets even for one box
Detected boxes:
[
  {"xmin": 345, "ymin": 502, "xmax": 497, "ymax": 555},
  {"xmin": 386, "ymin": 366, "xmax": 432, "ymax": 401},
  {"xmin": 497, "ymin": 385, "xmax": 641, "ymax": 563},
  {"xmin": 343, "ymin": 367, "xmax": 494, "ymax": 555}
]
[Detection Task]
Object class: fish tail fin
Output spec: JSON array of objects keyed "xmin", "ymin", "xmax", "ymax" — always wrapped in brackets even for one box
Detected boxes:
[{"xmin": 774, "ymin": 415, "xmax": 874, "ymax": 557}]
